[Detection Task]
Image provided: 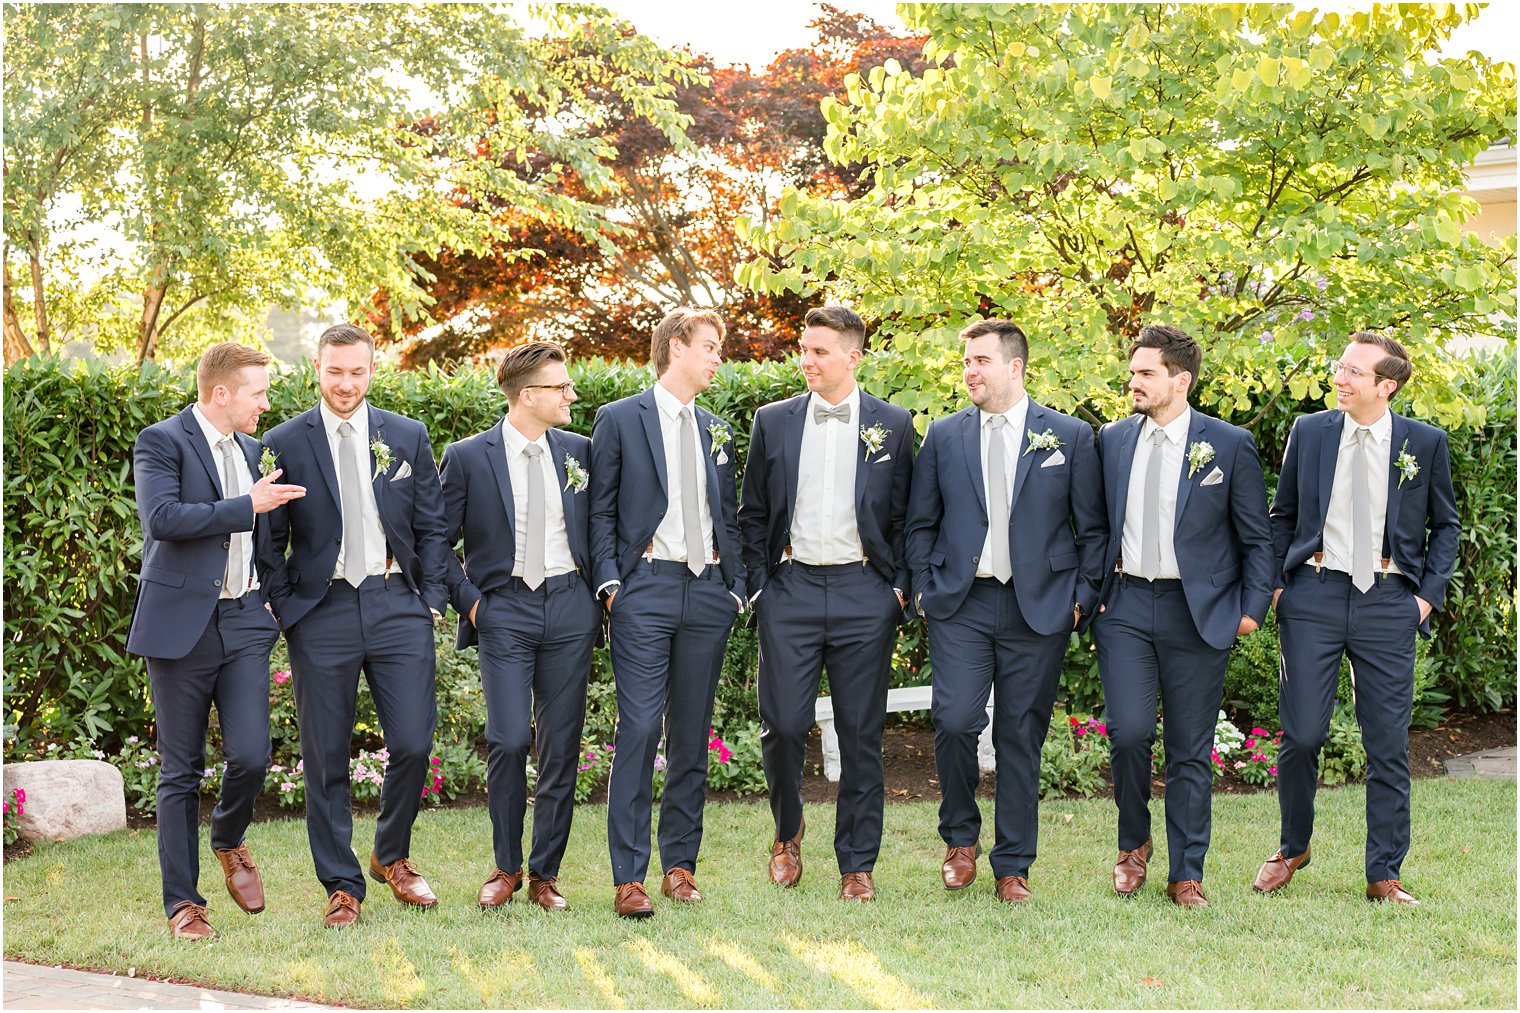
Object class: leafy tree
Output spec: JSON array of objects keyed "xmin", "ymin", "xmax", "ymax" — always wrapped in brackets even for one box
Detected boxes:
[
  {"xmin": 377, "ymin": 5, "xmax": 927, "ymax": 366},
  {"xmin": 742, "ymin": 3, "xmax": 1516, "ymax": 429},
  {"xmin": 2, "ymin": 2, "xmax": 697, "ymax": 364}
]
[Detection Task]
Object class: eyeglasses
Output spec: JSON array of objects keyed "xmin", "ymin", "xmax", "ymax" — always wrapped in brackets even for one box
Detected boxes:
[
  {"xmin": 1329, "ymin": 360, "xmax": 1386, "ymax": 383},
  {"xmin": 524, "ymin": 382, "xmax": 576, "ymax": 397}
]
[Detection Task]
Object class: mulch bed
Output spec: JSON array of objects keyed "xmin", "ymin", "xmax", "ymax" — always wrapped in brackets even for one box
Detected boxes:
[{"xmin": 7, "ymin": 707, "xmax": 1511, "ymax": 858}]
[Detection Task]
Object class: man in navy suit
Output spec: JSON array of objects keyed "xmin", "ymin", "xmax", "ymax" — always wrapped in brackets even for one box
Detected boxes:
[
  {"xmin": 739, "ymin": 305, "xmax": 914, "ymax": 902},
  {"xmin": 905, "ymin": 319, "xmax": 1106, "ymax": 904},
  {"xmin": 263, "ymin": 323, "xmax": 450, "ymax": 928},
  {"xmin": 589, "ymin": 307, "xmax": 746, "ymax": 918},
  {"xmin": 1255, "ymin": 331, "xmax": 1459, "ymax": 905},
  {"xmin": 1093, "ymin": 324, "xmax": 1274, "ymax": 908},
  {"xmin": 129, "ymin": 342, "xmax": 306, "ymax": 939},
  {"xmin": 439, "ymin": 341, "xmax": 598, "ymax": 912}
]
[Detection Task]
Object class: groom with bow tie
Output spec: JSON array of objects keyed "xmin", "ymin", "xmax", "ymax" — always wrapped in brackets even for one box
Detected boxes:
[
  {"xmin": 1093, "ymin": 324, "xmax": 1274, "ymax": 908},
  {"xmin": 739, "ymin": 305, "xmax": 914, "ymax": 902},
  {"xmin": 905, "ymin": 319, "xmax": 1106, "ymax": 904}
]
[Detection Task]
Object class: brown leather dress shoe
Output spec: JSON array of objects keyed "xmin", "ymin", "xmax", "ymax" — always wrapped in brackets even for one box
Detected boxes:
[
  {"xmin": 661, "ymin": 868, "xmax": 702, "ymax": 903},
  {"xmin": 478, "ymin": 868, "xmax": 523, "ymax": 909},
  {"xmin": 840, "ymin": 872, "xmax": 876, "ymax": 901},
  {"xmin": 369, "ymin": 853, "xmax": 438, "ymax": 908},
  {"xmin": 1167, "ymin": 880, "xmax": 1209, "ymax": 908},
  {"xmin": 214, "ymin": 842, "xmax": 265, "ymax": 914},
  {"xmin": 942, "ymin": 843, "xmax": 981, "ymax": 890},
  {"xmin": 527, "ymin": 874, "xmax": 570, "ymax": 911},
  {"xmin": 995, "ymin": 875, "xmax": 1031, "ymax": 904},
  {"xmin": 1112, "ymin": 837, "xmax": 1152, "ymax": 897},
  {"xmin": 614, "ymin": 881, "xmax": 654, "ymax": 918},
  {"xmin": 323, "ymin": 890, "xmax": 361, "ymax": 929},
  {"xmin": 1366, "ymin": 880, "xmax": 1419, "ymax": 905},
  {"xmin": 1252, "ymin": 846, "xmax": 1311, "ymax": 894},
  {"xmin": 167, "ymin": 902, "xmax": 217, "ymax": 940},
  {"xmin": 769, "ymin": 818, "xmax": 805, "ymax": 888}
]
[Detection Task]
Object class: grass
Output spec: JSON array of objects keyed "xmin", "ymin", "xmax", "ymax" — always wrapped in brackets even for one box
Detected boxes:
[{"xmin": 2, "ymin": 779, "xmax": 1514, "ymax": 1009}]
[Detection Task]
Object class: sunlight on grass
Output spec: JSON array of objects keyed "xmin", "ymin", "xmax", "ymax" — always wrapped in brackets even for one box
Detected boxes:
[
  {"xmin": 371, "ymin": 936, "xmax": 427, "ymax": 1007},
  {"xmin": 574, "ymin": 945, "xmax": 627, "ymax": 1009},
  {"xmin": 629, "ymin": 936, "xmax": 721, "ymax": 1007},
  {"xmin": 450, "ymin": 946, "xmax": 538, "ymax": 1008},
  {"xmin": 786, "ymin": 935, "xmax": 936, "ymax": 1009},
  {"xmin": 705, "ymin": 939, "xmax": 780, "ymax": 993}
]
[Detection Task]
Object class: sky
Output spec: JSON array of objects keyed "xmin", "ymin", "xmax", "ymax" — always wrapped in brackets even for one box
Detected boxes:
[{"xmin": 601, "ymin": 1, "xmax": 1520, "ymax": 69}]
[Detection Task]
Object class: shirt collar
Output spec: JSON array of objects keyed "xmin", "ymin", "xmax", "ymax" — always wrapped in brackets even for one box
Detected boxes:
[
  {"xmin": 320, "ymin": 400, "xmax": 368, "ymax": 442},
  {"xmin": 653, "ymin": 380, "xmax": 695, "ymax": 421},
  {"xmin": 1141, "ymin": 406, "xmax": 1192, "ymax": 446},
  {"xmin": 500, "ymin": 415, "xmax": 549, "ymax": 457},
  {"xmin": 807, "ymin": 384, "xmax": 860, "ymax": 420},
  {"xmin": 1342, "ymin": 409, "xmax": 1392, "ymax": 445},
  {"xmin": 980, "ymin": 394, "xmax": 1029, "ymax": 433},
  {"xmin": 190, "ymin": 403, "xmax": 234, "ymax": 447}
]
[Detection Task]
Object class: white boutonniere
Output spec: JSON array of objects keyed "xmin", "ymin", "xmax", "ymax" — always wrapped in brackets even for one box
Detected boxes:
[
  {"xmin": 259, "ymin": 447, "xmax": 278, "ymax": 478},
  {"xmin": 563, "ymin": 454, "xmax": 588, "ymax": 493},
  {"xmin": 707, "ymin": 422, "xmax": 731, "ymax": 457},
  {"xmin": 860, "ymin": 422, "xmax": 890, "ymax": 461},
  {"xmin": 1396, "ymin": 438, "xmax": 1419, "ymax": 487},
  {"xmin": 371, "ymin": 437, "xmax": 393, "ymax": 479},
  {"xmin": 1024, "ymin": 428, "xmax": 1063, "ymax": 456},
  {"xmin": 1187, "ymin": 441, "xmax": 1215, "ymax": 479}
]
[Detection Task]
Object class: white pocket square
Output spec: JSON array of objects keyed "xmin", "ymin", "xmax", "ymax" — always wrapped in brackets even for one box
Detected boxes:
[
  {"xmin": 716, "ymin": 450, "xmax": 729, "ymax": 466},
  {"xmin": 874, "ymin": 453, "xmax": 892, "ymax": 464},
  {"xmin": 1041, "ymin": 449, "xmax": 1065, "ymax": 468},
  {"xmin": 1201, "ymin": 466, "xmax": 1224, "ymax": 487},
  {"xmin": 390, "ymin": 460, "xmax": 413, "ymax": 481}
]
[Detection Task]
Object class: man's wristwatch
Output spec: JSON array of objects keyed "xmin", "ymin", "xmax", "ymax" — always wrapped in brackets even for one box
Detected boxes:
[{"xmin": 1072, "ymin": 601, "xmax": 1085, "ymax": 618}]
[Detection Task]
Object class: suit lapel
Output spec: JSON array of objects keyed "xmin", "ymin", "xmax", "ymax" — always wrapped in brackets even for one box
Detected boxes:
[
  {"xmin": 304, "ymin": 407, "xmax": 341, "ymax": 513},
  {"xmin": 1173, "ymin": 409, "xmax": 1208, "ymax": 529},
  {"xmin": 638, "ymin": 388, "xmax": 669, "ymax": 497},
  {"xmin": 179, "ymin": 408, "xmax": 223, "ymax": 491},
  {"xmin": 367, "ymin": 403, "xmax": 387, "ymax": 499},
  {"xmin": 782, "ymin": 394, "xmax": 808, "ymax": 530},
  {"xmin": 1314, "ymin": 411, "xmax": 1343, "ymax": 531},
  {"xmin": 1111, "ymin": 415, "xmax": 1141, "ymax": 536},
  {"xmin": 699, "ymin": 406, "xmax": 724, "ymax": 534},
  {"xmin": 958, "ymin": 407, "xmax": 987, "ymax": 518},
  {"xmin": 1007, "ymin": 399, "xmax": 1039, "ymax": 516},
  {"xmin": 237, "ymin": 433, "xmax": 262, "ymax": 537},
  {"xmin": 853, "ymin": 394, "xmax": 874, "ymax": 508},
  {"xmin": 484, "ymin": 422, "xmax": 518, "ymax": 551},
  {"xmin": 1384, "ymin": 412, "xmax": 1408, "ymax": 554},
  {"xmin": 548, "ymin": 428, "xmax": 576, "ymax": 542}
]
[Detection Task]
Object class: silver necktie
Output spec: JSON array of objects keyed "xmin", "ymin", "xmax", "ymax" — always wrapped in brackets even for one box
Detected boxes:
[
  {"xmin": 1140, "ymin": 429, "xmax": 1166, "ymax": 580},
  {"xmin": 680, "ymin": 406, "xmax": 704, "ymax": 575},
  {"xmin": 523, "ymin": 443, "xmax": 546, "ymax": 590},
  {"xmin": 1351, "ymin": 427, "xmax": 1374, "ymax": 592},
  {"xmin": 813, "ymin": 402, "xmax": 851, "ymax": 425},
  {"xmin": 217, "ymin": 436, "xmax": 245, "ymax": 597},
  {"xmin": 338, "ymin": 421, "xmax": 366, "ymax": 588},
  {"xmin": 987, "ymin": 416, "xmax": 1012, "ymax": 583}
]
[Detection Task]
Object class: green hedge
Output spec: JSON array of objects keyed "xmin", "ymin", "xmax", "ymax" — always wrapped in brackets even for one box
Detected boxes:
[{"xmin": 4, "ymin": 350, "xmax": 1513, "ymax": 753}]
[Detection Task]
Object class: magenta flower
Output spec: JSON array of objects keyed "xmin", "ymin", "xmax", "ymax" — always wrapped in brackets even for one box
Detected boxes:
[
  {"xmin": 1268, "ymin": 765, "xmax": 1278, "ymax": 776},
  {"xmin": 273, "ymin": 671, "xmax": 291, "ymax": 685}
]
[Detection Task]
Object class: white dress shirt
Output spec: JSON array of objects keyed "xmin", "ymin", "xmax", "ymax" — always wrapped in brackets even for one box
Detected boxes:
[
  {"xmin": 1120, "ymin": 407, "xmax": 1190, "ymax": 580},
  {"xmin": 650, "ymin": 380, "xmax": 716, "ymax": 565},
  {"xmin": 319, "ymin": 400, "xmax": 391, "ymax": 581},
  {"xmin": 790, "ymin": 385, "xmax": 865, "ymax": 565},
  {"xmin": 1322, "ymin": 409, "xmax": 1400, "ymax": 576},
  {"xmin": 975, "ymin": 395, "xmax": 1029, "ymax": 580},
  {"xmin": 191, "ymin": 404, "xmax": 257, "ymax": 598},
  {"xmin": 501, "ymin": 416, "xmax": 576, "ymax": 579}
]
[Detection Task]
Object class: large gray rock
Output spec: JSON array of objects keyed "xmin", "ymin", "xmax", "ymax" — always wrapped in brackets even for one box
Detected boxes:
[{"xmin": 3, "ymin": 759, "xmax": 128, "ymax": 842}]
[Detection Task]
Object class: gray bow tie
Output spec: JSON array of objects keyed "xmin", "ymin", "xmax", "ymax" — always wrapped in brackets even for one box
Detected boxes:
[{"xmin": 813, "ymin": 403, "xmax": 851, "ymax": 425}]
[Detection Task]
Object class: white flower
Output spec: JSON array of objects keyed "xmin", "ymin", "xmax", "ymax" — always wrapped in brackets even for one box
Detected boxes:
[
  {"xmin": 860, "ymin": 423, "xmax": 890, "ymax": 461},
  {"xmin": 1397, "ymin": 439, "xmax": 1419, "ymax": 487},
  {"xmin": 707, "ymin": 422, "xmax": 731, "ymax": 456},
  {"xmin": 370, "ymin": 437, "xmax": 393, "ymax": 479},
  {"xmin": 1024, "ymin": 428, "xmax": 1063, "ymax": 455},
  {"xmin": 1187, "ymin": 441, "xmax": 1215, "ymax": 478},
  {"xmin": 563, "ymin": 454, "xmax": 589, "ymax": 493},
  {"xmin": 259, "ymin": 447, "xmax": 278, "ymax": 478}
]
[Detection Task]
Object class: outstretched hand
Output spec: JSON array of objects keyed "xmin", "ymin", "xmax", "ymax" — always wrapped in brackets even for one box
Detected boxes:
[{"xmin": 250, "ymin": 469, "xmax": 305, "ymax": 514}]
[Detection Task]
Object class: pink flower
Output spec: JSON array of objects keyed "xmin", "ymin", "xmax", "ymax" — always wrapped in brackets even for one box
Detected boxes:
[
  {"xmin": 280, "ymin": 781, "xmax": 295, "ymax": 792},
  {"xmin": 1245, "ymin": 737, "xmax": 1257, "ymax": 748},
  {"xmin": 429, "ymin": 757, "xmax": 442, "ymax": 767},
  {"xmin": 273, "ymin": 671, "xmax": 291, "ymax": 685},
  {"xmin": 1075, "ymin": 726, "xmax": 1086, "ymax": 736},
  {"xmin": 1252, "ymin": 727, "xmax": 1267, "ymax": 735},
  {"xmin": 1094, "ymin": 723, "xmax": 1107, "ymax": 736},
  {"xmin": 1234, "ymin": 760, "xmax": 1246, "ymax": 769},
  {"xmin": 1268, "ymin": 766, "xmax": 1278, "ymax": 776}
]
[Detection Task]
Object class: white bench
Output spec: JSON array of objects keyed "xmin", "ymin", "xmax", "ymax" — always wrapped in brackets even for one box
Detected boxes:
[{"xmin": 815, "ymin": 685, "xmax": 996, "ymax": 782}]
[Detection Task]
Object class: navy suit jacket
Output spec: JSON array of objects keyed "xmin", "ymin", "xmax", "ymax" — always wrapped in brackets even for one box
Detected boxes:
[
  {"xmin": 127, "ymin": 406, "xmax": 281, "ymax": 660},
  {"xmin": 588, "ymin": 387, "xmax": 745, "ymax": 600},
  {"xmin": 439, "ymin": 422, "xmax": 594, "ymax": 649},
  {"xmin": 262, "ymin": 402, "xmax": 449, "ymax": 629},
  {"xmin": 1270, "ymin": 409, "xmax": 1460, "ymax": 634},
  {"xmin": 1097, "ymin": 410, "xmax": 1275, "ymax": 650},
  {"xmin": 905, "ymin": 400, "xmax": 1107, "ymax": 635},
  {"xmin": 739, "ymin": 390, "xmax": 914, "ymax": 606}
]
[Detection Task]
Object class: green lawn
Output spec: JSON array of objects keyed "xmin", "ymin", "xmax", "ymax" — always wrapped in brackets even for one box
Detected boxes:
[{"xmin": 3, "ymin": 779, "xmax": 1514, "ymax": 1009}]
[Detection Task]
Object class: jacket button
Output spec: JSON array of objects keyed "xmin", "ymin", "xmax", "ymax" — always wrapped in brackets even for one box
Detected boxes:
[
  {"xmin": 981, "ymin": 519, "xmax": 988, "ymax": 526},
  {"xmin": 222, "ymin": 541, "xmax": 230, "ymax": 549},
  {"xmin": 213, "ymin": 579, "xmax": 222, "ymax": 587},
  {"xmin": 971, "ymin": 556, "xmax": 979, "ymax": 564},
  {"xmin": 335, "ymin": 537, "xmax": 342, "ymax": 545}
]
